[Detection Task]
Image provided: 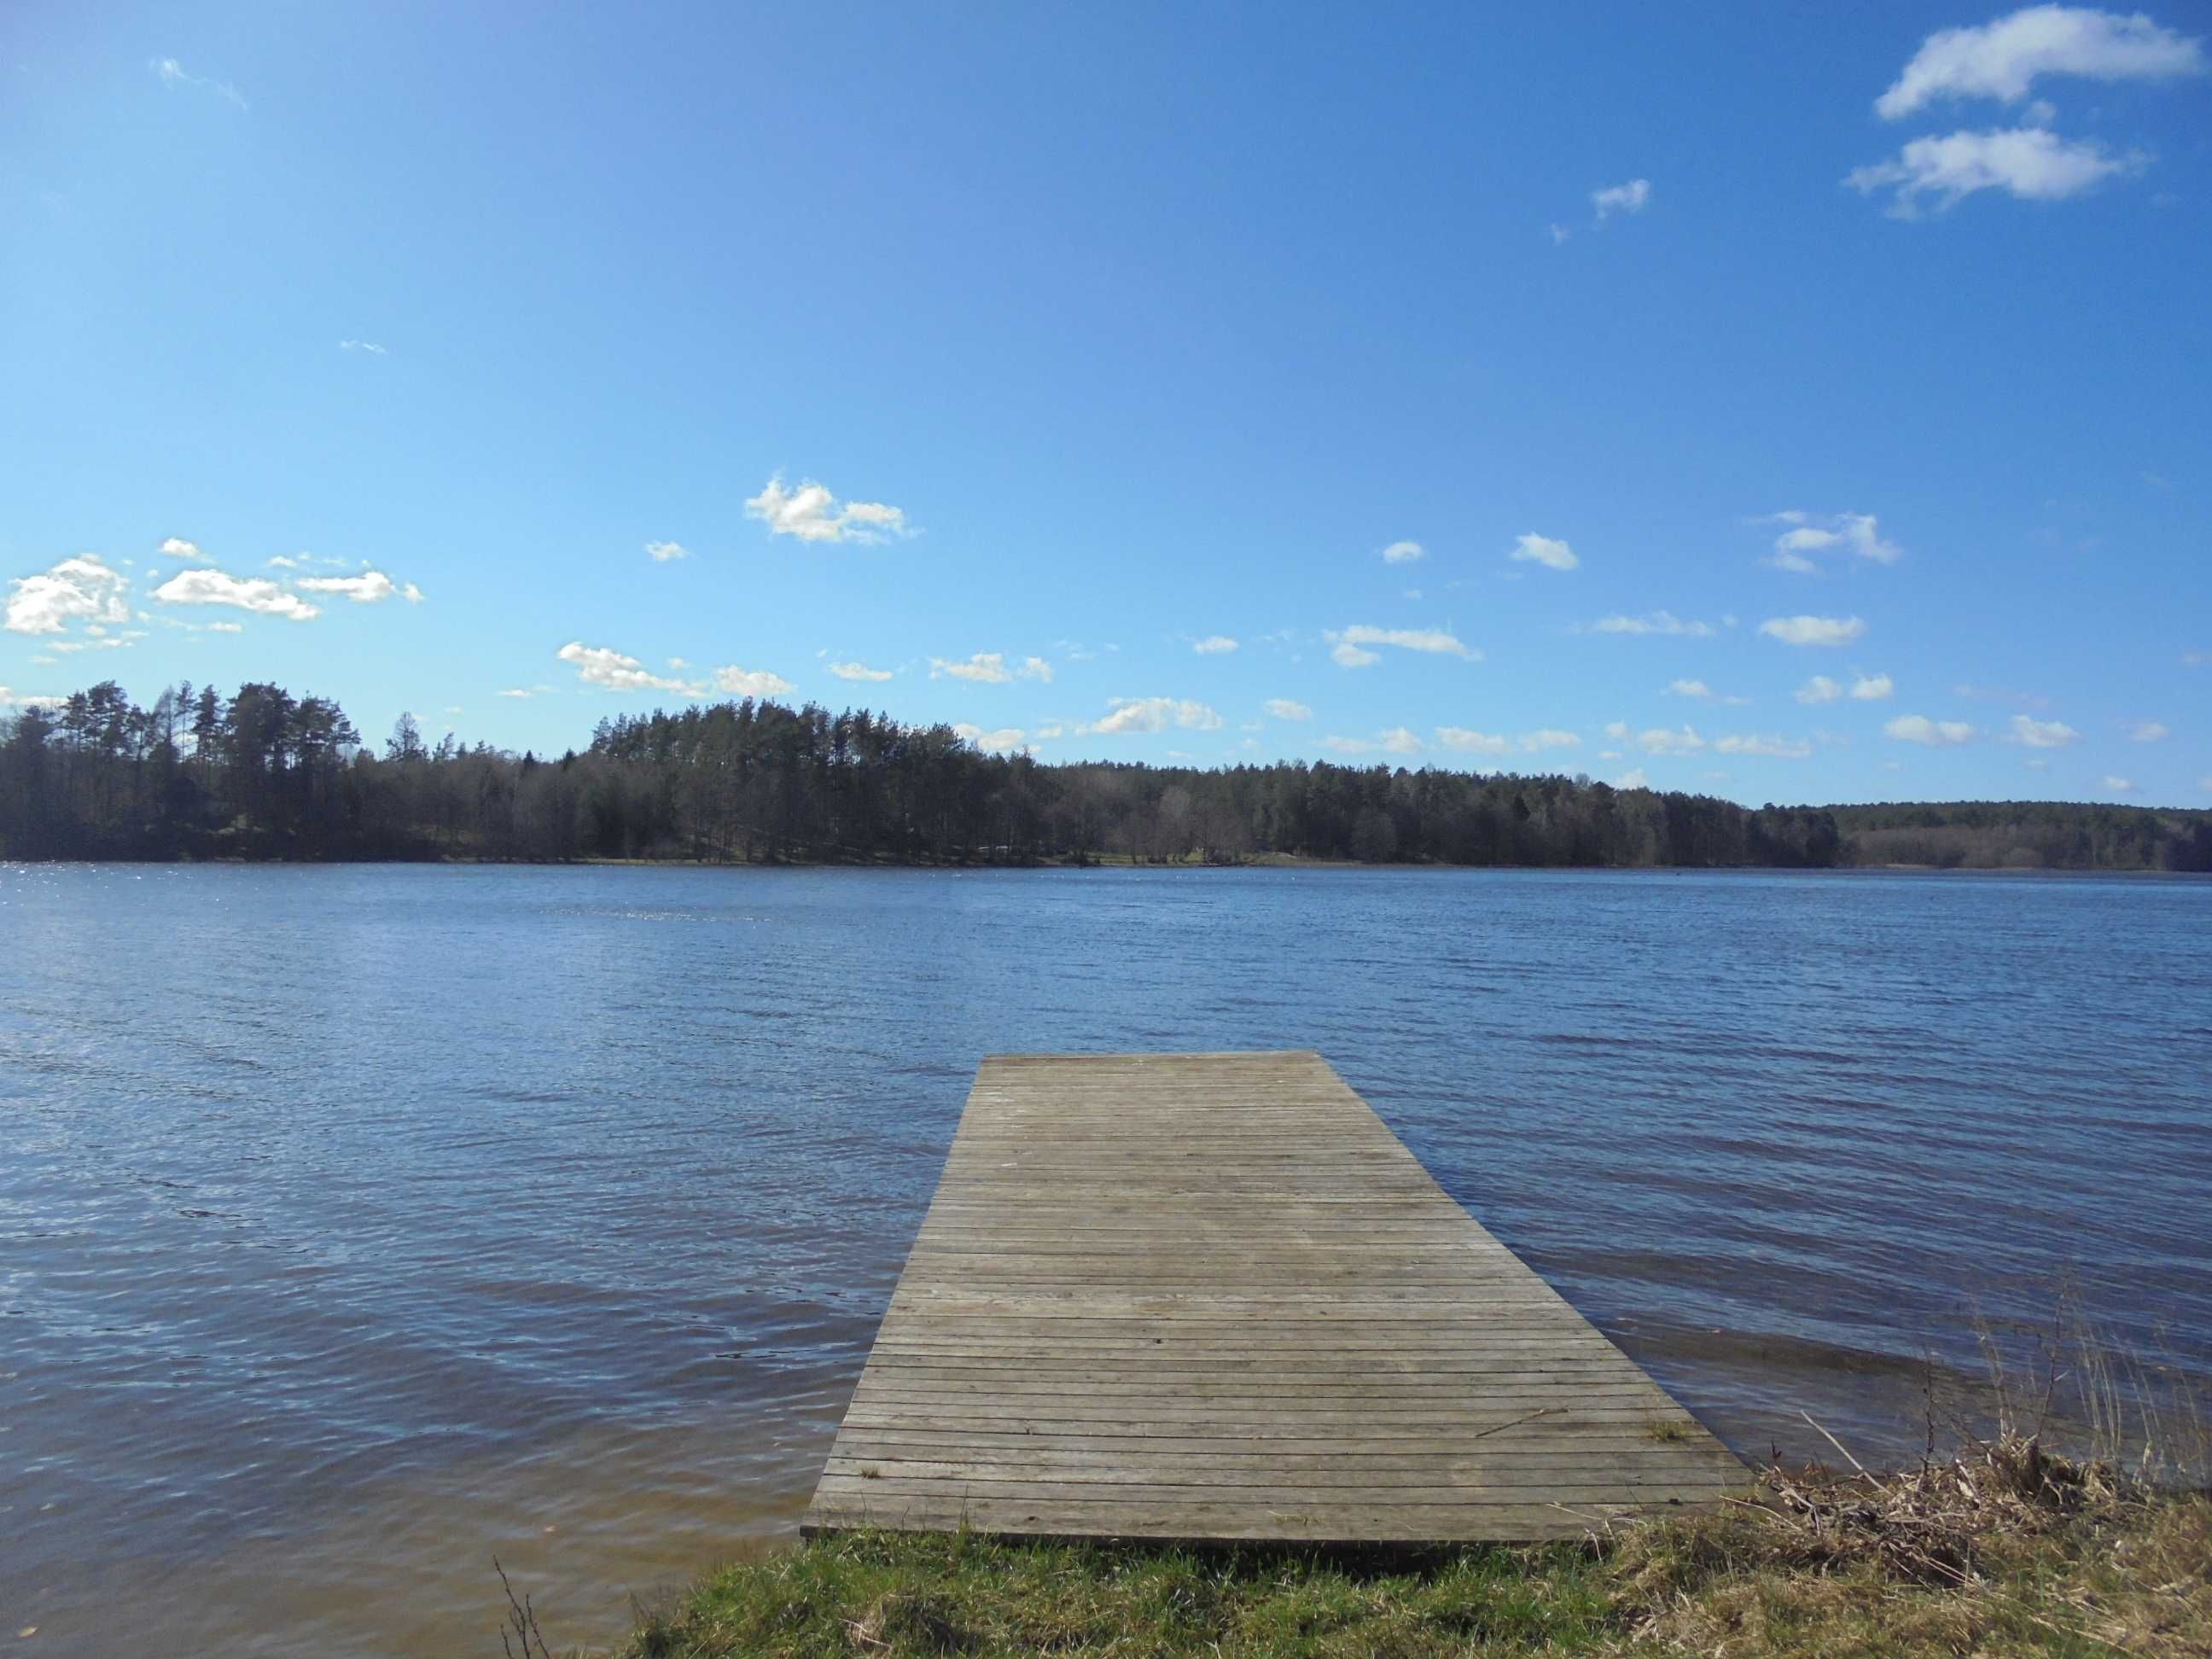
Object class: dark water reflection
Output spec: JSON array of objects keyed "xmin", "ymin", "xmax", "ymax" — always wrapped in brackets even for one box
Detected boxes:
[{"xmin": 3, "ymin": 864, "xmax": 2207, "ymax": 1654}]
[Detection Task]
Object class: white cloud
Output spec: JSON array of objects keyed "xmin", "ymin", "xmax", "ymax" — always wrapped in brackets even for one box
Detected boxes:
[
  {"xmin": 159, "ymin": 537, "xmax": 207, "ymax": 561},
  {"xmin": 1851, "ymin": 672, "xmax": 1895, "ymax": 701},
  {"xmin": 744, "ymin": 475, "xmax": 911, "ymax": 544},
  {"xmin": 205, "ymin": 621, "xmax": 243, "ymax": 634},
  {"xmin": 1767, "ymin": 512, "xmax": 1901, "ymax": 569},
  {"xmin": 1265, "ymin": 699, "xmax": 1313, "ymax": 721},
  {"xmin": 1615, "ymin": 767, "xmax": 1650, "ymax": 789},
  {"xmin": 928, "ymin": 652, "xmax": 1051, "ymax": 684},
  {"xmin": 645, "ymin": 540, "xmax": 689, "ymax": 562},
  {"xmin": 1713, "ymin": 733, "xmax": 1813, "ymax": 759},
  {"xmin": 713, "ymin": 664, "xmax": 795, "ymax": 697},
  {"xmin": 2005, "ymin": 713, "xmax": 2081, "ymax": 748},
  {"xmin": 497, "ymin": 689, "xmax": 537, "ymax": 699},
  {"xmin": 953, "ymin": 724, "xmax": 1027, "ymax": 753},
  {"xmin": 1193, "ymin": 635, "xmax": 1239, "ymax": 655},
  {"xmin": 1510, "ymin": 533, "xmax": 1578, "ymax": 572},
  {"xmin": 556, "ymin": 642, "xmax": 701, "ymax": 696},
  {"xmin": 1664, "ymin": 678, "xmax": 1750, "ymax": 706},
  {"xmin": 0, "ymin": 685, "xmax": 67, "ymax": 708},
  {"xmin": 340, "ymin": 339, "xmax": 387, "ymax": 355},
  {"xmin": 1588, "ymin": 610, "xmax": 1718, "ymax": 637},
  {"xmin": 266, "ymin": 555, "xmax": 301, "ymax": 569},
  {"xmin": 1380, "ymin": 540, "xmax": 1425, "ymax": 565},
  {"xmin": 1324, "ymin": 727, "xmax": 1424, "ymax": 757},
  {"xmin": 1886, "ymin": 714, "xmax": 1978, "ymax": 746},
  {"xmin": 1086, "ymin": 696, "xmax": 1224, "ymax": 735},
  {"xmin": 1848, "ymin": 127, "xmax": 2140, "ymax": 217},
  {"xmin": 1431, "ymin": 726, "xmax": 1580, "ymax": 757},
  {"xmin": 2102, "ymin": 774, "xmax": 2139, "ymax": 794},
  {"xmin": 2129, "ymin": 720, "xmax": 2169, "ymax": 742},
  {"xmin": 152, "ymin": 567, "xmax": 320, "ymax": 621},
  {"xmin": 1548, "ymin": 224, "xmax": 1571, "ymax": 246},
  {"xmin": 829, "ymin": 660, "xmax": 894, "ymax": 682},
  {"xmin": 1876, "ymin": 6, "xmax": 2204, "ymax": 119},
  {"xmin": 5, "ymin": 555, "xmax": 132, "ymax": 635},
  {"xmin": 1324, "ymin": 624, "xmax": 1478, "ymax": 666},
  {"xmin": 292, "ymin": 569, "xmax": 422, "ymax": 604},
  {"xmin": 1435, "ymin": 727, "xmax": 1510, "ymax": 756},
  {"xmin": 150, "ymin": 56, "xmax": 246, "ymax": 110},
  {"xmin": 1636, "ymin": 725, "xmax": 1708, "ymax": 756},
  {"xmin": 1592, "ymin": 178, "xmax": 1651, "ymax": 220},
  {"xmin": 1760, "ymin": 614, "xmax": 1866, "ymax": 647}
]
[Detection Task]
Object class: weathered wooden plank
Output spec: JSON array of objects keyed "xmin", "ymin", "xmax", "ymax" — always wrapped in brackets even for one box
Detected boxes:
[{"xmin": 802, "ymin": 1051, "xmax": 1744, "ymax": 1545}]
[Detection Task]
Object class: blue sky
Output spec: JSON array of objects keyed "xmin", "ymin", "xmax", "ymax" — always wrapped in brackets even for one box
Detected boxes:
[{"xmin": 3, "ymin": 3, "xmax": 2208, "ymax": 806}]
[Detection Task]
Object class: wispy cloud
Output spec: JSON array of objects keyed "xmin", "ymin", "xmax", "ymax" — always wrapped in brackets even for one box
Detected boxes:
[
  {"xmin": 1434, "ymin": 727, "xmax": 1582, "ymax": 756},
  {"xmin": 1713, "ymin": 732, "xmax": 1813, "ymax": 760},
  {"xmin": 1192, "ymin": 635, "xmax": 1239, "ymax": 655},
  {"xmin": 829, "ymin": 660, "xmax": 894, "ymax": 682},
  {"xmin": 1323, "ymin": 727, "xmax": 1423, "ymax": 757},
  {"xmin": 340, "ymin": 339, "xmax": 387, "ymax": 356},
  {"xmin": 1876, "ymin": 6, "xmax": 2204, "ymax": 119},
  {"xmin": 1324, "ymin": 624, "xmax": 1477, "ymax": 667},
  {"xmin": 1510, "ymin": 533, "xmax": 1578, "ymax": 572},
  {"xmin": 1665, "ymin": 678, "xmax": 1750, "ymax": 706},
  {"xmin": 1796, "ymin": 676, "xmax": 1842, "ymax": 705},
  {"xmin": 745, "ymin": 475, "xmax": 911, "ymax": 544},
  {"xmin": 1264, "ymin": 698, "xmax": 1313, "ymax": 721},
  {"xmin": 1586, "ymin": 610, "xmax": 1720, "ymax": 638},
  {"xmin": 2102, "ymin": 774, "xmax": 2139, "ymax": 794},
  {"xmin": 1763, "ymin": 511, "xmax": 1901, "ymax": 571},
  {"xmin": 1379, "ymin": 540, "xmax": 1425, "ymax": 565},
  {"xmin": 1848, "ymin": 127, "xmax": 2142, "ymax": 217},
  {"xmin": 1759, "ymin": 614, "xmax": 1866, "ymax": 647},
  {"xmin": 645, "ymin": 540, "xmax": 688, "ymax": 562},
  {"xmin": 293, "ymin": 569, "xmax": 423, "ymax": 604},
  {"xmin": 929, "ymin": 652, "xmax": 1052, "ymax": 684},
  {"xmin": 2128, "ymin": 720, "xmax": 2169, "ymax": 742},
  {"xmin": 1591, "ymin": 178, "xmax": 1651, "ymax": 221},
  {"xmin": 1886, "ymin": 713, "xmax": 1977, "ymax": 746},
  {"xmin": 2005, "ymin": 714, "xmax": 2081, "ymax": 748},
  {"xmin": 150, "ymin": 56, "xmax": 247, "ymax": 111}
]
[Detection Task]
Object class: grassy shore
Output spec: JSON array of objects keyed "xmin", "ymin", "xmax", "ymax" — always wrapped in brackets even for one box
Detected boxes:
[{"xmin": 602, "ymin": 1438, "xmax": 2209, "ymax": 1658}]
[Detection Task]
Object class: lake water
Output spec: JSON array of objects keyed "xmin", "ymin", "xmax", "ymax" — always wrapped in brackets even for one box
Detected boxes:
[{"xmin": 3, "ymin": 864, "xmax": 2208, "ymax": 1654}]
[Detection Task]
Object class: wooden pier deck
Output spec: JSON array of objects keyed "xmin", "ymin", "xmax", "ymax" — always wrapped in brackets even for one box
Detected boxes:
[{"xmin": 804, "ymin": 1051, "xmax": 1744, "ymax": 1544}]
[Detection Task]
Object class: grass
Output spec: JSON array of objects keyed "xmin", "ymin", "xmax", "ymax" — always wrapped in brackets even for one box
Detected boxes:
[
  {"xmin": 602, "ymin": 1309, "xmax": 2212, "ymax": 1656},
  {"xmin": 614, "ymin": 1438, "xmax": 2210, "ymax": 1657}
]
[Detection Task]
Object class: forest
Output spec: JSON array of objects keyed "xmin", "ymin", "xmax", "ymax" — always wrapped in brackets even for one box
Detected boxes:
[{"xmin": 3, "ymin": 678, "xmax": 2209, "ymax": 872}]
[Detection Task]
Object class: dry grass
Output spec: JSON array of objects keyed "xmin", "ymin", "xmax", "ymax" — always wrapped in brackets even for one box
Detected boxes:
[
  {"xmin": 1612, "ymin": 1433, "xmax": 2210, "ymax": 1655},
  {"xmin": 618, "ymin": 1314, "xmax": 2210, "ymax": 1656}
]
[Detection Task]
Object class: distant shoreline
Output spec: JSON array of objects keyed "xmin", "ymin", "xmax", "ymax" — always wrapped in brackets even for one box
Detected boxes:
[{"xmin": 9, "ymin": 852, "xmax": 2206, "ymax": 877}]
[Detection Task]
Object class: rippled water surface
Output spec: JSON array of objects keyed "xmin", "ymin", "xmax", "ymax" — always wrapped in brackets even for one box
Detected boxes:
[{"xmin": 4, "ymin": 864, "xmax": 2208, "ymax": 1653}]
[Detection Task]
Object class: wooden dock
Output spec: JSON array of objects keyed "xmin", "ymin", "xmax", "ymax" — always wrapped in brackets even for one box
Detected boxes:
[{"xmin": 804, "ymin": 1051, "xmax": 1744, "ymax": 1543}]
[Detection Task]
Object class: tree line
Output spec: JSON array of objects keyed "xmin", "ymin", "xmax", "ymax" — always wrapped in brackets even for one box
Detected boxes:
[{"xmin": 3, "ymin": 679, "xmax": 2208, "ymax": 872}]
